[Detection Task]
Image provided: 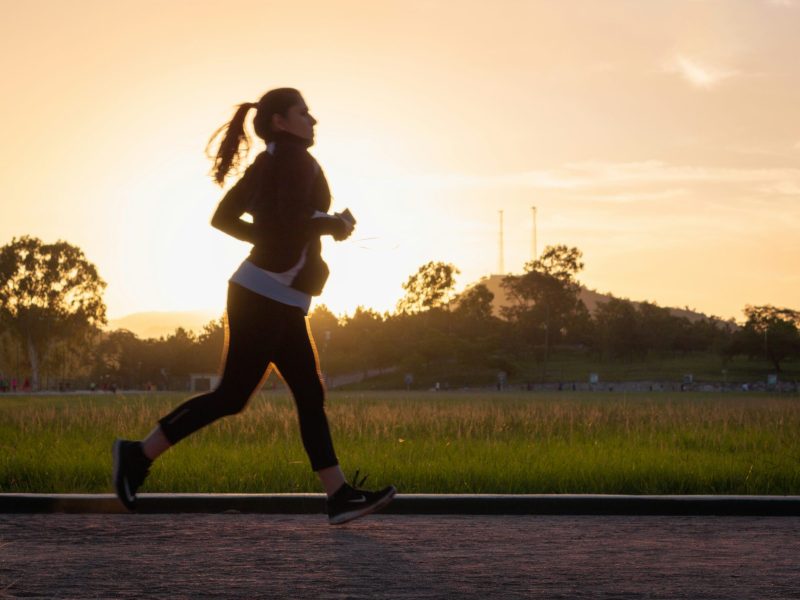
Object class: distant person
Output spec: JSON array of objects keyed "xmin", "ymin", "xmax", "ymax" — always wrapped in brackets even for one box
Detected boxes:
[
  {"xmin": 113, "ymin": 88, "xmax": 395, "ymax": 525},
  {"xmin": 404, "ymin": 373, "xmax": 413, "ymax": 390}
]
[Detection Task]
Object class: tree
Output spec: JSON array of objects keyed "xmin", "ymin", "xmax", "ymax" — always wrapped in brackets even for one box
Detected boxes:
[
  {"xmin": 308, "ymin": 304, "xmax": 340, "ymax": 349},
  {"xmin": 729, "ymin": 305, "xmax": 800, "ymax": 372},
  {"xmin": 308, "ymin": 304, "xmax": 342, "ymax": 375},
  {"xmin": 194, "ymin": 318, "xmax": 226, "ymax": 373},
  {"xmin": 160, "ymin": 327, "xmax": 198, "ymax": 380},
  {"xmin": 636, "ymin": 302, "xmax": 678, "ymax": 354},
  {"xmin": 501, "ymin": 245, "xmax": 586, "ymax": 362},
  {"xmin": 338, "ymin": 307, "xmax": 389, "ymax": 376},
  {"xmin": 453, "ymin": 283, "xmax": 495, "ymax": 322},
  {"xmin": 397, "ymin": 261, "xmax": 460, "ymax": 314},
  {"xmin": 91, "ymin": 329, "xmax": 146, "ymax": 388},
  {"xmin": 592, "ymin": 297, "xmax": 643, "ymax": 360},
  {"xmin": 450, "ymin": 283, "xmax": 507, "ymax": 370},
  {"xmin": 0, "ymin": 236, "xmax": 107, "ymax": 390},
  {"xmin": 0, "ymin": 329, "xmax": 22, "ymax": 382}
]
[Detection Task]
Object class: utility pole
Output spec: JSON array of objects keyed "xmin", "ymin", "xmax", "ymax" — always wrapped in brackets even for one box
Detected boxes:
[
  {"xmin": 498, "ymin": 210, "xmax": 505, "ymax": 275},
  {"xmin": 531, "ymin": 205, "xmax": 538, "ymax": 263}
]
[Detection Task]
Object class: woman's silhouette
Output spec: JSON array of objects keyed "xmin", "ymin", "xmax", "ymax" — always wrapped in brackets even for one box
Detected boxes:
[{"xmin": 113, "ymin": 88, "xmax": 395, "ymax": 524}]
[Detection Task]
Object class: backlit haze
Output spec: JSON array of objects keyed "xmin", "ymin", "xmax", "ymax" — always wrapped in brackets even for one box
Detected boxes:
[{"xmin": 2, "ymin": 0, "xmax": 798, "ymax": 325}]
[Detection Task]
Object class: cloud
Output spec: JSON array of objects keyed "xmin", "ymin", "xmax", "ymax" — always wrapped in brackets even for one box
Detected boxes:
[
  {"xmin": 551, "ymin": 161, "xmax": 800, "ymax": 188},
  {"xmin": 404, "ymin": 161, "xmax": 800, "ymax": 196},
  {"xmin": 757, "ymin": 181, "xmax": 800, "ymax": 196},
  {"xmin": 571, "ymin": 188, "xmax": 689, "ymax": 204},
  {"xmin": 727, "ymin": 144, "xmax": 790, "ymax": 158},
  {"xmin": 765, "ymin": 0, "xmax": 796, "ymax": 6},
  {"xmin": 402, "ymin": 171, "xmax": 583, "ymax": 191},
  {"xmin": 665, "ymin": 55, "xmax": 737, "ymax": 89}
]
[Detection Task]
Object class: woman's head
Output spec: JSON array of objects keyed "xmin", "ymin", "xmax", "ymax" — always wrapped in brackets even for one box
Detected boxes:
[
  {"xmin": 208, "ymin": 87, "xmax": 317, "ymax": 185},
  {"xmin": 253, "ymin": 88, "xmax": 316, "ymax": 142}
]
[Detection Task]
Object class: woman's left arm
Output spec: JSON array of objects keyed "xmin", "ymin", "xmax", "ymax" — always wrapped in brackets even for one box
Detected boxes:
[{"xmin": 274, "ymin": 151, "xmax": 349, "ymax": 239}]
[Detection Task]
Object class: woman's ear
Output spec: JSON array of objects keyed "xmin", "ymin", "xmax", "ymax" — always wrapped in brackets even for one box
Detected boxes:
[{"xmin": 271, "ymin": 113, "xmax": 286, "ymax": 132}]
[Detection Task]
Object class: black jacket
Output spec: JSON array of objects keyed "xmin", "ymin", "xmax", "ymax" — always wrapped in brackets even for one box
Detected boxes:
[{"xmin": 211, "ymin": 132, "xmax": 345, "ymax": 296}]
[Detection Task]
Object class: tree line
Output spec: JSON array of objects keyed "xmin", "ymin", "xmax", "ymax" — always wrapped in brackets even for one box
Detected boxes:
[{"xmin": 1, "ymin": 236, "xmax": 798, "ymax": 391}]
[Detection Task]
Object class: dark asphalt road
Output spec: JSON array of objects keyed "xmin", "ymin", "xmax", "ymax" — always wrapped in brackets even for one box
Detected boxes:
[{"xmin": 1, "ymin": 514, "xmax": 799, "ymax": 599}]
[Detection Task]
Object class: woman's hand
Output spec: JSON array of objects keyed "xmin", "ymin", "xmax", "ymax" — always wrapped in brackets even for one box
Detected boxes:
[{"xmin": 331, "ymin": 215, "xmax": 355, "ymax": 241}]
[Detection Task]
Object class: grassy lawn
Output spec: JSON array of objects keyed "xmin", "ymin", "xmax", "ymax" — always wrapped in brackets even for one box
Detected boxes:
[
  {"xmin": 350, "ymin": 352, "xmax": 799, "ymax": 389},
  {"xmin": 1, "ymin": 391, "xmax": 799, "ymax": 495}
]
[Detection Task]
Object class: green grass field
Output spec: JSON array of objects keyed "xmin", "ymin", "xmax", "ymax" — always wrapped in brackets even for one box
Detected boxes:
[
  {"xmin": 1, "ymin": 391, "xmax": 798, "ymax": 495},
  {"xmin": 349, "ymin": 352, "xmax": 799, "ymax": 389}
]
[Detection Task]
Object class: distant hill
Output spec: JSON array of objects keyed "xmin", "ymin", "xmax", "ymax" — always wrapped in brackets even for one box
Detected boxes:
[
  {"xmin": 475, "ymin": 274, "xmax": 713, "ymax": 322},
  {"xmin": 107, "ymin": 310, "xmax": 221, "ymax": 340}
]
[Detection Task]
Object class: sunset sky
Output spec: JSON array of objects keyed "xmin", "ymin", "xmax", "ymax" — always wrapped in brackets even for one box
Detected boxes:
[{"xmin": 1, "ymin": 0, "xmax": 798, "ymax": 324}]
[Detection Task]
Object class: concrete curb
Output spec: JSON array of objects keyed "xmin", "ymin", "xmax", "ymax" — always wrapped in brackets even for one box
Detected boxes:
[{"xmin": 2, "ymin": 493, "xmax": 800, "ymax": 516}]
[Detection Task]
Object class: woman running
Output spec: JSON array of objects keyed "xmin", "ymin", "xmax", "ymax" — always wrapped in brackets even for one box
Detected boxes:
[{"xmin": 113, "ymin": 87, "xmax": 396, "ymax": 525}]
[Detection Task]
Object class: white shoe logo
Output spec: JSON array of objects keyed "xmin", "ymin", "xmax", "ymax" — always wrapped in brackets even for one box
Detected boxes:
[
  {"xmin": 123, "ymin": 479, "xmax": 135, "ymax": 502},
  {"xmin": 348, "ymin": 495, "xmax": 367, "ymax": 504}
]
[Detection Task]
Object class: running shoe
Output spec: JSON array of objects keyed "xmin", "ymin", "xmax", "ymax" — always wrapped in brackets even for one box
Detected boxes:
[
  {"xmin": 112, "ymin": 439, "xmax": 152, "ymax": 511},
  {"xmin": 327, "ymin": 472, "xmax": 397, "ymax": 525}
]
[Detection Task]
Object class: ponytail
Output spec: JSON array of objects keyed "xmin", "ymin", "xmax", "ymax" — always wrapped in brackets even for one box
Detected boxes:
[
  {"xmin": 206, "ymin": 88, "xmax": 303, "ymax": 186},
  {"xmin": 206, "ymin": 102, "xmax": 258, "ymax": 186}
]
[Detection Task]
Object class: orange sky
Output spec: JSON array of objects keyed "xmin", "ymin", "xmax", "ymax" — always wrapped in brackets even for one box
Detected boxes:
[{"xmin": 1, "ymin": 0, "xmax": 798, "ymax": 322}]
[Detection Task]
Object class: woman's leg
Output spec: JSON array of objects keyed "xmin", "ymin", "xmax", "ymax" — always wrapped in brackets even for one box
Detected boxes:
[
  {"xmin": 156, "ymin": 284, "xmax": 284, "ymax": 449},
  {"xmin": 271, "ymin": 310, "xmax": 343, "ymax": 494},
  {"xmin": 317, "ymin": 465, "xmax": 347, "ymax": 497},
  {"xmin": 114, "ymin": 285, "xmax": 285, "ymax": 510},
  {"xmin": 141, "ymin": 425, "xmax": 170, "ymax": 461}
]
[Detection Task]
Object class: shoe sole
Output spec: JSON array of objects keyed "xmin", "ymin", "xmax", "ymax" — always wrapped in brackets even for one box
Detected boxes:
[
  {"xmin": 329, "ymin": 486, "xmax": 397, "ymax": 525},
  {"xmin": 112, "ymin": 439, "xmax": 136, "ymax": 512}
]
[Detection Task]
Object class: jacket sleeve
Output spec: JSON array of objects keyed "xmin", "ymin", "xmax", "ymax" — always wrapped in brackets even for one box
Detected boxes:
[{"xmin": 209, "ymin": 162, "xmax": 259, "ymax": 243}]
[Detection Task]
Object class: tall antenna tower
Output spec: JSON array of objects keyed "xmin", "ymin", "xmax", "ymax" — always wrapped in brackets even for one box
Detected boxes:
[
  {"xmin": 498, "ymin": 209, "xmax": 505, "ymax": 275},
  {"xmin": 531, "ymin": 205, "xmax": 538, "ymax": 263}
]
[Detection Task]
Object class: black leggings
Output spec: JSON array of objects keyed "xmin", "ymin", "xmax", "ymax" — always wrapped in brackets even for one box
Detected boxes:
[{"xmin": 158, "ymin": 283, "xmax": 338, "ymax": 471}]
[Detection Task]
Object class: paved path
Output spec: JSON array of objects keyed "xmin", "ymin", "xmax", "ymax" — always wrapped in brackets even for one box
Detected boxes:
[
  {"xmin": 5, "ymin": 493, "xmax": 800, "ymax": 516},
  {"xmin": 2, "ymin": 514, "xmax": 799, "ymax": 599}
]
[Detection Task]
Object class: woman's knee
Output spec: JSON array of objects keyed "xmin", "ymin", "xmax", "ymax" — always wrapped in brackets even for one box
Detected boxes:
[
  {"xmin": 217, "ymin": 396, "xmax": 250, "ymax": 417},
  {"xmin": 207, "ymin": 383, "xmax": 253, "ymax": 417}
]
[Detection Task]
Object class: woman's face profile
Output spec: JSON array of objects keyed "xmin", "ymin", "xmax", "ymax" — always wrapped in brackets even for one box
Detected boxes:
[{"xmin": 273, "ymin": 97, "xmax": 317, "ymax": 142}]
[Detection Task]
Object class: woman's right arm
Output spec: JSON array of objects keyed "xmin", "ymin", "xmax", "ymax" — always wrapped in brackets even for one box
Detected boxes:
[{"xmin": 210, "ymin": 165, "xmax": 257, "ymax": 243}]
